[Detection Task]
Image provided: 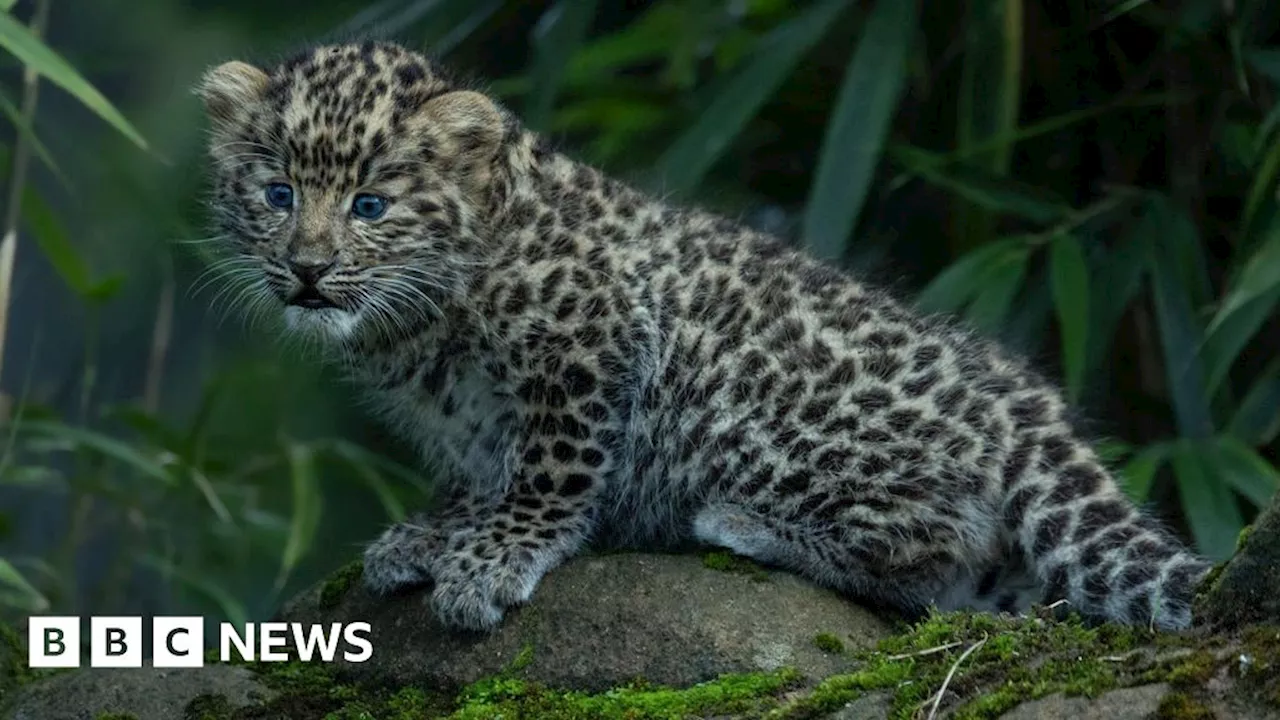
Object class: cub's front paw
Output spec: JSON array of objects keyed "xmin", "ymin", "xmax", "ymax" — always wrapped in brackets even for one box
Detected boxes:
[
  {"xmin": 361, "ymin": 520, "xmax": 436, "ymax": 596},
  {"xmin": 429, "ymin": 579, "xmax": 505, "ymax": 631},
  {"xmin": 427, "ymin": 550, "xmax": 547, "ymax": 631}
]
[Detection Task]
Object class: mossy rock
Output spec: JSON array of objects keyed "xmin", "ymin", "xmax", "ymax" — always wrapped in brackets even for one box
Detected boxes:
[
  {"xmin": 0, "ymin": 623, "xmax": 28, "ymax": 707},
  {"xmin": 2, "ymin": 665, "xmax": 271, "ymax": 720},
  {"xmin": 8, "ymin": 545, "xmax": 1280, "ymax": 719},
  {"xmin": 280, "ymin": 551, "xmax": 894, "ymax": 692},
  {"xmin": 1198, "ymin": 492, "xmax": 1280, "ymax": 630}
]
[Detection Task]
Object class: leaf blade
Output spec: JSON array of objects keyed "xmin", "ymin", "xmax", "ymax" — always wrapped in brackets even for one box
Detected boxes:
[
  {"xmin": 276, "ymin": 442, "xmax": 322, "ymax": 591},
  {"xmin": 1050, "ymin": 233, "xmax": 1090, "ymax": 401},
  {"xmin": 964, "ymin": 244, "xmax": 1030, "ymax": 333},
  {"xmin": 801, "ymin": 0, "xmax": 918, "ymax": 260},
  {"xmin": 0, "ymin": 11, "xmax": 147, "ymax": 149},
  {"xmin": 1210, "ymin": 436, "xmax": 1279, "ymax": 509},
  {"xmin": 524, "ymin": 0, "xmax": 599, "ymax": 132},
  {"xmin": 653, "ymin": 0, "xmax": 849, "ymax": 194},
  {"xmin": 914, "ymin": 238, "xmax": 1025, "ymax": 315},
  {"xmin": 1171, "ymin": 443, "xmax": 1243, "ymax": 561},
  {"xmin": 1144, "ymin": 199, "xmax": 1214, "ymax": 438},
  {"xmin": 1118, "ymin": 442, "xmax": 1169, "ymax": 502},
  {"xmin": 0, "ymin": 556, "xmax": 49, "ymax": 613}
]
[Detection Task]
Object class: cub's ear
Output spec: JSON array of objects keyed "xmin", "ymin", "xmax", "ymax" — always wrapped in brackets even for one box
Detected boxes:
[
  {"xmin": 412, "ymin": 90, "xmax": 507, "ymax": 194},
  {"xmin": 196, "ymin": 61, "xmax": 268, "ymax": 129},
  {"xmin": 415, "ymin": 90, "xmax": 505, "ymax": 161}
]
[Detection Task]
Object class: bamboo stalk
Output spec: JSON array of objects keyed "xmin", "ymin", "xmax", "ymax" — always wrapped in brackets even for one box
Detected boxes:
[{"xmin": 0, "ymin": 0, "xmax": 52, "ymax": 423}]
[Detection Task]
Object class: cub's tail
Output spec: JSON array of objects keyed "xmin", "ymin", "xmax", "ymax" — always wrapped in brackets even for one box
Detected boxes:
[{"xmin": 1003, "ymin": 438, "xmax": 1211, "ymax": 629}]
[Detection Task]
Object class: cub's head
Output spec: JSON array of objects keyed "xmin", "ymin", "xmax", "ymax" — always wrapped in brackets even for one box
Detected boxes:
[{"xmin": 196, "ymin": 42, "xmax": 510, "ymax": 341}]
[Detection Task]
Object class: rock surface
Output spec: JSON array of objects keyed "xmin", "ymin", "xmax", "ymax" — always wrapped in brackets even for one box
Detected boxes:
[
  {"xmin": 279, "ymin": 551, "xmax": 895, "ymax": 691},
  {"xmin": 1199, "ymin": 493, "xmax": 1280, "ymax": 629},
  {"xmin": 3, "ymin": 535, "xmax": 1280, "ymax": 719},
  {"xmin": 996, "ymin": 684, "xmax": 1170, "ymax": 720},
  {"xmin": 3, "ymin": 665, "xmax": 270, "ymax": 720}
]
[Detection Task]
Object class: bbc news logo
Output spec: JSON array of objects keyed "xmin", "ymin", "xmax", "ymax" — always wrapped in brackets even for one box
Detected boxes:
[{"xmin": 28, "ymin": 616, "xmax": 373, "ymax": 668}]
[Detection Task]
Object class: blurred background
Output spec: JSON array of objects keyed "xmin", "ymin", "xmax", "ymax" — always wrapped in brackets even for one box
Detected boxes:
[{"xmin": 0, "ymin": 0, "xmax": 1277, "ymax": 632}]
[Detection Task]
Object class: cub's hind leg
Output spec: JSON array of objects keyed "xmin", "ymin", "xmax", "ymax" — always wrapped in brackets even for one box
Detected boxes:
[{"xmin": 691, "ymin": 497, "xmax": 1011, "ymax": 618}]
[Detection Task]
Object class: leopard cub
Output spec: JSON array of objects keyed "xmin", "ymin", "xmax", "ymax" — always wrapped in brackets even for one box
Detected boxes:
[{"xmin": 198, "ymin": 42, "xmax": 1211, "ymax": 631}]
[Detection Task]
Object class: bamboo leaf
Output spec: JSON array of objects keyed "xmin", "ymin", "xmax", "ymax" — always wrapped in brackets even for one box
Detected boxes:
[
  {"xmin": 965, "ymin": 245, "xmax": 1029, "ymax": 332},
  {"xmin": 889, "ymin": 145, "xmax": 1072, "ymax": 224},
  {"xmin": 1202, "ymin": 284, "xmax": 1280, "ymax": 396},
  {"xmin": 0, "ymin": 11, "xmax": 147, "ymax": 149},
  {"xmin": 653, "ymin": 0, "xmax": 848, "ymax": 194},
  {"xmin": 1210, "ymin": 436, "xmax": 1279, "ymax": 508},
  {"xmin": 0, "ymin": 465, "xmax": 64, "ymax": 490},
  {"xmin": 0, "ymin": 87, "xmax": 65, "ymax": 186},
  {"xmin": 524, "ymin": 0, "xmax": 599, "ymax": 131},
  {"xmin": 1229, "ymin": 359, "xmax": 1280, "ymax": 446},
  {"xmin": 1094, "ymin": 438, "xmax": 1135, "ymax": 466},
  {"xmin": 1242, "ymin": 127, "xmax": 1280, "ymax": 234},
  {"xmin": 1171, "ymin": 443, "xmax": 1243, "ymax": 561},
  {"xmin": 1050, "ymin": 233, "xmax": 1090, "ymax": 401},
  {"xmin": 0, "ymin": 556, "xmax": 49, "ymax": 613},
  {"xmin": 915, "ymin": 237, "xmax": 1025, "ymax": 315},
  {"xmin": 1144, "ymin": 200, "xmax": 1214, "ymax": 438},
  {"xmin": 1118, "ymin": 442, "xmax": 1168, "ymax": 502},
  {"xmin": 325, "ymin": 441, "xmax": 425, "ymax": 522},
  {"xmin": 1164, "ymin": 197, "xmax": 1216, "ymax": 307},
  {"xmin": 801, "ymin": 0, "xmax": 917, "ymax": 260},
  {"xmin": 1086, "ymin": 229, "xmax": 1146, "ymax": 375},
  {"xmin": 142, "ymin": 555, "xmax": 247, "ymax": 628},
  {"xmin": 1205, "ymin": 216, "xmax": 1280, "ymax": 350},
  {"xmin": 953, "ymin": 0, "xmax": 1023, "ymax": 251},
  {"xmin": 325, "ymin": 439, "xmax": 433, "ymax": 497},
  {"xmin": 21, "ymin": 188, "xmax": 92, "ymax": 296},
  {"xmin": 1000, "ymin": 261, "xmax": 1054, "ymax": 352},
  {"xmin": 958, "ymin": 94, "xmax": 1186, "ymax": 165},
  {"xmin": 19, "ymin": 419, "xmax": 176, "ymax": 486},
  {"xmin": 277, "ymin": 442, "xmax": 322, "ymax": 591}
]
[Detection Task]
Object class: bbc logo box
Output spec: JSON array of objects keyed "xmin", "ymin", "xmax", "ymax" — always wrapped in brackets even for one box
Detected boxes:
[
  {"xmin": 27, "ymin": 617, "xmax": 80, "ymax": 668},
  {"xmin": 29, "ymin": 616, "xmax": 203, "ymax": 669},
  {"xmin": 28, "ymin": 616, "xmax": 372, "ymax": 668}
]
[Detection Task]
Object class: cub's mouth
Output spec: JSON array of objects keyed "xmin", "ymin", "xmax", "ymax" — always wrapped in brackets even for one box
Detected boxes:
[{"xmin": 287, "ymin": 286, "xmax": 340, "ymax": 310}]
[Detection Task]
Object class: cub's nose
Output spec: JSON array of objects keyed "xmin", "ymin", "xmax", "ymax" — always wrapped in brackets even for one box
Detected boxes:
[{"xmin": 288, "ymin": 259, "xmax": 336, "ymax": 287}]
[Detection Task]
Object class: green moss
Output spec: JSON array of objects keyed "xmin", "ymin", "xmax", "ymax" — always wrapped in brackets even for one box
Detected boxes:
[
  {"xmin": 0, "ymin": 621, "xmax": 32, "ymax": 688},
  {"xmin": 1156, "ymin": 692, "xmax": 1214, "ymax": 720},
  {"xmin": 766, "ymin": 655, "xmax": 910, "ymax": 717},
  {"xmin": 208, "ymin": 646, "xmax": 803, "ymax": 720},
  {"xmin": 701, "ymin": 551, "xmax": 770, "ymax": 582},
  {"xmin": 508, "ymin": 642, "xmax": 535, "ymax": 672},
  {"xmin": 1239, "ymin": 625, "xmax": 1280, "ymax": 707},
  {"xmin": 813, "ymin": 633, "xmax": 845, "ymax": 654},
  {"xmin": 386, "ymin": 687, "xmax": 433, "ymax": 716},
  {"xmin": 763, "ymin": 609, "xmax": 1213, "ymax": 719},
  {"xmin": 1236, "ymin": 524, "xmax": 1255, "ymax": 553},
  {"xmin": 1166, "ymin": 650, "xmax": 1217, "ymax": 689},
  {"xmin": 1192, "ymin": 559, "xmax": 1229, "ymax": 620},
  {"xmin": 183, "ymin": 693, "xmax": 233, "ymax": 720},
  {"xmin": 94, "ymin": 714, "xmax": 139, "ymax": 720},
  {"xmin": 318, "ymin": 560, "xmax": 364, "ymax": 610},
  {"xmin": 448, "ymin": 667, "xmax": 803, "ymax": 719}
]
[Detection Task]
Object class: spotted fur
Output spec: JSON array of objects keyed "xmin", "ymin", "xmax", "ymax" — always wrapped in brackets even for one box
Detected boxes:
[{"xmin": 197, "ymin": 42, "xmax": 1211, "ymax": 631}]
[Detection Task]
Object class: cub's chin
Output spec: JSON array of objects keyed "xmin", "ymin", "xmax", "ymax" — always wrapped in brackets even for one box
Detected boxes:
[{"xmin": 283, "ymin": 304, "xmax": 361, "ymax": 342}]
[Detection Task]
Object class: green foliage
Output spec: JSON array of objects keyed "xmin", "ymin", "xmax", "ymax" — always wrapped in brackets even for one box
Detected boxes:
[
  {"xmin": 812, "ymin": 632, "xmax": 845, "ymax": 655},
  {"xmin": 0, "ymin": 7, "xmax": 146, "ymax": 149},
  {"xmin": 2, "ymin": 0, "xmax": 1278, "ymax": 628}
]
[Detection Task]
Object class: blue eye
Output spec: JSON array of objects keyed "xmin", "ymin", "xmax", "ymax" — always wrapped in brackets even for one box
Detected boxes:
[
  {"xmin": 352, "ymin": 193, "xmax": 388, "ymax": 220},
  {"xmin": 265, "ymin": 183, "xmax": 294, "ymax": 209}
]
